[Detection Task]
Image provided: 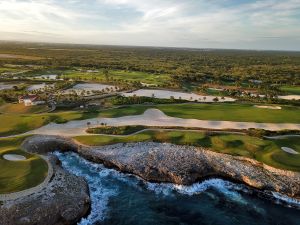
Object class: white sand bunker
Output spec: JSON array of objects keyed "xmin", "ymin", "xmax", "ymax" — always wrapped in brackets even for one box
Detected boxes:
[
  {"xmin": 281, "ymin": 147, "xmax": 299, "ymax": 155},
  {"xmin": 29, "ymin": 108, "xmax": 300, "ymax": 136},
  {"xmin": 278, "ymin": 95, "xmax": 300, "ymax": 100},
  {"xmin": 3, "ymin": 154, "xmax": 26, "ymax": 161},
  {"xmin": 122, "ymin": 89, "xmax": 235, "ymax": 102},
  {"xmin": 254, "ymin": 105, "xmax": 282, "ymax": 110}
]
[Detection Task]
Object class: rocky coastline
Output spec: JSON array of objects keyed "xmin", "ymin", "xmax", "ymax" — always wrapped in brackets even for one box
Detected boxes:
[
  {"xmin": 22, "ymin": 135, "xmax": 300, "ymax": 200},
  {"xmin": 0, "ymin": 154, "xmax": 91, "ymax": 225},
  {"xmin": 2, "ymin": 134, "xmax": 300, "ymax": 225}
]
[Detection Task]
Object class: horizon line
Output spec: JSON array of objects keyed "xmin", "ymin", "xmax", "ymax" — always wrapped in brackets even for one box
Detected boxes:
[{"xmin": 0, "ymin": 39, "xmax": 300, "ymax": 53}]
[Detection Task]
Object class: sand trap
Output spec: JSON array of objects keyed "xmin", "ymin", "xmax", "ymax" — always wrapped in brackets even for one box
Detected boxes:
[
  {"xmin": 208, "ymin": 88, "xmax": 224, "ymax": 91},
  {"xmin": 122, "ymin": 89, "xmax": 235, "ymax": 102},
  {"xmin": 281, "ymin": 147, "xmax": 299, "ymax": 155},
  {"xmin": 0, "ymin": 83, "xmax": 14, "ymax": 90},
  {"xmin": 27, "ymin": 108, "xmax": 300, "ymax": 137},
  {"xmin": 33, "ymin": 74, "xmax": 59, "ymax": 80},
  {"xmin": 254, "ymin": 105, "xmax": 282, "ymax": 110},
  {"xmin": 63, "ymin": 83, "xmax": 117, "ymax": 96},
  {"xmin": 3, "ymin": 154, "xmax": 26, "ymax": 161},
  {"xmin": 27, "ymin": 83, "xmax": 54, "ymax": 91},
  {"xmin": 278, "ymin": 95, "xmax": 300, "ymax": 100}
]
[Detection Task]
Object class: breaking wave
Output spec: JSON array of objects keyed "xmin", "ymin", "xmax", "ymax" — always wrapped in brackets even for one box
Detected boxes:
[{"xmin": 54, "ymin": 152, "xmax": 300, "ymax": 225}]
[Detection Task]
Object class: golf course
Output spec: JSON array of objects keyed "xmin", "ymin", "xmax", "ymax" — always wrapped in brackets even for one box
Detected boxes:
[
  {"xmin": 0, "ymin": 136, "xmax": 48, "ymax": 194},
  {"xmin": 75, "ymin": 131, "xmax": 300, "ymax": 171}
]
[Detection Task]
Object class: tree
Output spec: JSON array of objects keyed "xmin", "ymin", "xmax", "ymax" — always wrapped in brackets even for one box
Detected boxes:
[
  {"xmin": 213, "ymin": 97, "xmax": 219, "ymax": 102},
  {"xmin": 103, "ymin": 69, "xmax": 109, "ymax": 81}
]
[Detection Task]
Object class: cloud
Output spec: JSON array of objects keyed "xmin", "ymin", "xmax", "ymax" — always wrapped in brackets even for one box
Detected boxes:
[{"xmin": 0, "ymin": 0, "xmax": 299, "ymax": 50}]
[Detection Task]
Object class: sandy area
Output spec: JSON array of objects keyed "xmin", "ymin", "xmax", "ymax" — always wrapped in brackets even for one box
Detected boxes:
[
  {"xmin": 208, "ymin": 88, "xmax": 224, "ymax": 91},
  {"xmin": 281, "ymin": 147, "xmax": 299, "ymax": 155},
  {"xmin": 254, "ymin": 105, "xmax": 282, "ymax": 110},
  {"xmin": 0, "ymin": 83, "xmax": 14, "ymax": 90},
  {"xmin": 122, "ymin": 89, "xmax": 235, "ymax": 102},
  {"xmin": 27, "ymin": 83, "xmax": 54, "ymax": 91},
  {"xmin": 26, "ymin": 109, "xmax": 300, "ymax": 137},
  {"xmin": 278, "ymin": 95, "xmax": 300, "ymax": 100},
  {"xmin": 0, "ymin": 54, "xmax": 20, "ymax": 59},
  {"xmin": 63, "ymin": 83, "xmax": 117, "ymax": 96},
  {"xmin": 3, "ymin": 154, "xmax": 26, "ymax": 161},
  {"xmin": 33, "ymin": 75, "xmax": 58, "ymax": 80}
]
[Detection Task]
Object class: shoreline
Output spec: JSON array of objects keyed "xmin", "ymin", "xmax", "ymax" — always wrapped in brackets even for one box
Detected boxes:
[
  {"xmin": 0, "ymin": 154, "xmax": 91, "ymax": 225},
  {"xmin": 21, "ymin": 135, "xmax": 300, "ymax": 200},
  {"xmin": 1, "ymin": 134, "xmax": 300, "ymax": 224}
]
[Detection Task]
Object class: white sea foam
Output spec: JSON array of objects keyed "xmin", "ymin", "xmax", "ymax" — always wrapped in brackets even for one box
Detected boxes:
[
  {"xmin": 55, "ymin": 152, "xmax": 119, "ymax": 225},
  {"xmin": 54, "ymin": 152, "xmax": 300, "ymax": 224},
  {"xmin": 146, "ymin": 179, "xmax": 248, "ymax": 205},
  {"xmin": 272, "ymin": 192, "xmax": 300, "ymax": 207}
]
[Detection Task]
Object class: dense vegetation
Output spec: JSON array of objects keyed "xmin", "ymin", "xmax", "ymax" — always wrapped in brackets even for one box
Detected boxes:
[
  {"xmin": 87, "ymin": 125, "xmax": 147, "ymax": 135},
  {"xmin": 1, "ymin": 42, "xmax": 299, "ymax": 87}
]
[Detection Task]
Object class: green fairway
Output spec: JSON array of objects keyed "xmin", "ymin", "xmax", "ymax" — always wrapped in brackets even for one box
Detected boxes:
[
  {"xmin": 62, "ymin": 69, "xmax": 170, "ymax": 85},
  {"xmin": 0, "ymin": 136, "xmax": 48, "ymax": 194},
  {"xmin": 0, "ymin": 103, "xmax": 49, "ymax": 114},
  {"xmin": 74, "ymin": 131, "xmax": 300, "ymax": 171},
  {"xmin": 99, "ymin": 103, "xmax": 300, "ymax": 123},
  {"xmin": 0, "ymin": 103, "xmax": 299, "ymax": 137},
  {"xmin": 0, "ymin": 110, "xmax": 97, "ymax": 136},
  {"xmin": 280, "ymin": 86, "xmax": 300, "ymax": 95}
]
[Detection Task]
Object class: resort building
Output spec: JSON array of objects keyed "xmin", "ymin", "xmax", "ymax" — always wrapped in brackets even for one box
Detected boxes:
[{"xmin": 18, "ymin": 95, "xmax": 45, "ymax": 106}]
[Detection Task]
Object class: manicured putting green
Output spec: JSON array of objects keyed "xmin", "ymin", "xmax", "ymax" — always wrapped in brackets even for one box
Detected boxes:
[{"xmin": 0, "ymin": 136, "xmax": 48, "ymax": 194}]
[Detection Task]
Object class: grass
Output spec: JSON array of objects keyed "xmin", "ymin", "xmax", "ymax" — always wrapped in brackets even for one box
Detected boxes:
[
  {"xmin": 0, "ymin": 54, "xmax": 43, "ymax": 60},
  {"xmin": 0, "ymin": 67, "xmax": 19, "ymax": 73},
  {"xmin": 205, "ymin": 88, "xmax": 226, "ymax": 96},
  {"xmin": 0, "ymin": 103, "xmax": 49, "ymax": 114},
  {"xmin": 0, "ymin": 136, "xmax": 48, "ymax": 194},
  {"xmin": 62, "ymin": 69, "xmax": 170, "ymax": 85},
  {"xmin": 98, "ymin": 103, "xmax": 300, "ymax": 123},
  {"xmin": 74, "ymin": 131, "xmax": 300, "ymax": 171},
  {"xmin": 0, "ymin": 102, "xmax": 299, "ymax": 137},
  {"xmin": 280, "ymin": 86, "xmax": 300, "ymax": 95},
  {"xmin": 0, "ymin": 110, "xmax": 97, "ymax": 136},
  {"xmin": 87, "ymin": 125, "xmax": 146, "ymax": 135}
]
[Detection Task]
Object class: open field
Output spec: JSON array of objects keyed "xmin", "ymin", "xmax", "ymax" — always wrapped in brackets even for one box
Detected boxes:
[
  {"xmin": 0, "ymin": 54, "xmax": 43, "ymax": 60},
  {"xmin": 74, "ymin": 131, "xmax": 300, "ymax": 171},
  {"xmin": 62, "ymin": 70, "xmax": 170, "ymax": 85},
  {"xmin": 0, "ymin": 136, "xmax": 48, "ymax": 194},
  {"xmin": 280, "ymin": 86, "xmax": 300, "ymax": 95}
]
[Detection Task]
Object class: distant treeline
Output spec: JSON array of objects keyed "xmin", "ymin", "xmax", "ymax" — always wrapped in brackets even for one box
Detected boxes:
[{"xmin": 0, "ymin": 42, "xmax": 300, "ymax": 85}]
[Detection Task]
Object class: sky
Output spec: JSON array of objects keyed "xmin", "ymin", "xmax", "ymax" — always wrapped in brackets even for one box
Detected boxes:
[{"xmin": 0, "ymin": 0, "xmax": 300, "ymax": 50}]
